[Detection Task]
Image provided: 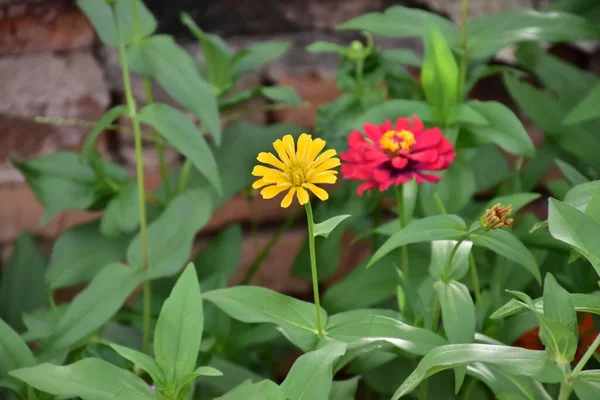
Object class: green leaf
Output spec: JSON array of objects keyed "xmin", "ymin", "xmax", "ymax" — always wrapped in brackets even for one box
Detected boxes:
[
  {"xmin": 470, "ymin": 230, "xmax": 541, "ymax": 284},
  {"xmin": 548, "ymin": 198, "xmax": 600, "ymax": 274},
  {"xmin": 481, "ymin": 193, "xmax": 541, "ymax": 216},
  {"xmin": 181, "ymin": 12, "xmax": 233, "ymax": 94},
  {"xmin": 214, "ymin": 380, "xmax": 285, "ymax": 400},
  {"xmin": 435, "ymin": 281, "xmax": 475, "ymax": 345},
  {"xmin": 326, "ymin": 310, "xmax": 447, "ymax": 356},
  {"xmin": 76, "ymin": 0, "xmax": 118, "ymax": 45},
  {"xmin": 537, "ymin": 314, "xmax": 578, "ymax": 364},
  {"xmin": 113, "ymin": 0, "xmax": 157, "ymax": 44},
  {"xmin": 542, "ymin": 273, "xmax": 577, "ymax": 335},
  {"xmin": 127, "ymin": 35, "xmax": 221, "ymax": 144},
  {"xmin": 338, "ymin": 6, "xmax": 460, "ymax": 44},
  {"xmin": 232, "ymin": 41, "xmax": 290, "ymax": 79},
  {"xmin": 329, "ymin": 377, "xmax": 360, "ymax": 400},
  {"xmin": 573, "ymin": 370, "xmax": 600, "ymax": 400},
  {"xmin": 281, "ymin": 342, "xmax": 347, "ymax": 400},
  {"xmin": 466, "ymin": 9, "xmax": 599, "ymax": 60},
  {"xmin": 127, "ymin": 189, "xmax": 213, "ymax": 278},
  {"xmin": 391, "ymin": 344, "xmax": 563, "ymax": 399},
  {"xmin": 179, "ymin": 366, "xmax": 223, "ymax": 389},
  {"xmin": 81, "ymin": 105, "xmax": 127, "ymax": 160},
  {"xmin": 101, "ymin": 181, "xmax": 139, "ymax": 237},
  {"xmin": 467, "ymin": 363, "xmax": 552, "ymax": 400},
  {"xmin": 492, "ymin": 293, "xmax": 600, "ymax": 320},
  {"xmin": 154, "ymin": 264, "xmax": 203, "ymax": 386},
  {"xmin": 0, "ymin": 319, "xmax": 36, "ymax": 397},
  {"xmin": 45, "ymin": 220, "xmax": 130, "ymax": 289},
  {"xmin": 429, "ymin": 240, "xmax": 472, "ymax": 281},
  {"xmin": 137, "ymin": 103, "xmax": 221, "ymax": 193},
  {"xmin": 556, "ymin": 159, "xmax": 588, "ymax": 186},
  {"xmin": 41, "ymin": 264, "xmax": 145, "ymax": 354},
  {"xmin": 564, "ymin": 180, "xmax": 600, "ymax": 211},
  {"xmin": 382, "ymin": 49, "xmax": 422, "ymax": 67},
  {"xmin": 113, "ymin": 385, "xmax": 156, "ymax": 400},
  {"xmin": 369, "ymin": 215, "xmax": 467, "ymax": 268},
  {"xmin": 419, "ymin": 160, "xmax": 476, "ymax": 216},
  {"xmin": 262, "ymin": 86, "xmax": 303, "ymax": 106},
  {"xmin": 421, "ymin": 24, "xmax": 460, "ymax": 122},
  {"xmin": 0, "ymin": 234, "xmax": 46, "ymax": 331},
  {"xmin": 466, "ymin": 101, "xmax": 535, "ymax": 157},
  {"xmin": 564, "ymin": 82, "xmax": 600, "ymax": 124},
  {"xmin": 313, "ymin": 215, "xmax": 352, "ymax": 238},
  {"xmin": 306, "ymin": 41, "xmax": 348, "ymax": 55},
  {"xmin": 351, "ymin": 100, "xmax": 433, "ymax": 128},
  {"xmin": 110, "ymin": 344, "xmax": 165, "ymax": 388},
  {"xmin": 9, "ymin": 358, "xmax": 153, "ymax": 400},
  {"xmin": 194, "ymin": 225, "xmax": 243, "ymax": 284},
  {"xmin": 204, "ymin": 286, "xmax": 326, "ymax": 351}
]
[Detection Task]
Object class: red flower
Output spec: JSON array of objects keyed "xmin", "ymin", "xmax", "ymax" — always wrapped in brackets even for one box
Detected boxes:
[{"xmin": 340, "ymin": 116, "xmax": 456, "ymax": 196}]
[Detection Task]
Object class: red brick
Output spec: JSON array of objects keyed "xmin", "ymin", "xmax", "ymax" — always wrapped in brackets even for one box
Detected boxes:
[{"xmin": 0, "ymin": 3, "xmax": 95, "ymax": 55}]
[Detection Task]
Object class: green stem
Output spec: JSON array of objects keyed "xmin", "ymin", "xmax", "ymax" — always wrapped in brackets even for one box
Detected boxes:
[
  {"xmin": 143, "ymin": 78, "xmax": 173, "ymax": 201},
  {"xmin": 371, "ymin": 192, "xmax": 382, "ymax": 252},
  {"xmin": 241, "ymin": 209, "xmax": 301, "ymax": 285},
  {"xmin": 468, "ymin": 253, "xmax": 482, "ymax": 304},
  {"xmin": 142, "ymin": 281, "xmax": 152, "ymax": 355},
  {"xmin": 433, "ymin": 192, "xmax": 447, "ymax": 215},
  {"xmin": 418, "ymin": 383, "xmax": 428, "ymax": 400},
  {"xmin": 443, "ymin": 240, "xmax": 464, "ymax": 282},
  {"xmin": 396, "ymin": 185, "xmax": 409, "ymax": 276},
  {"xmin": 461, "ymin": 377, "xmax": 478, "ymax": 400},
  {"xmin": 571, "ymin": 332, "xmax": 600, "ymax": 377},
  {"xmin": 117, "ymin": 0, "xmax": 150, "ymax": 354},
  {"xmin": 305, "ymin": 201, "xmax": 324, "ymax": 337},
  {"xmin": 47, "ymin": 288, "xmax": 57, "ymax": 312},
  {"xmin": 558, "ymin": 381, "xmax": 573, "ymax": 400},
  {"xmin": 458, "ymin": 0, "xmax": 470, "ymax": 99},
  {"xmin": 178, "ymin": 159, "xmax": 193, "ymax": 194}
]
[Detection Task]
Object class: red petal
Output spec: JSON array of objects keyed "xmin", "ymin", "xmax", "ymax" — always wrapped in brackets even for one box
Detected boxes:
[
  {"xmin": 395, "ymin": 117, "xmax": 410, "ymax": 132},
  {"xmin": 357, "ymin": 181, "xmax": 377, "ymax": 196},
  {"xmin": 437, "ymin": 136, "xmax": 455, "ymax": 154},
  {"xmin": 409, "ymin": 149, "xmax": 438, "ymax": 163},
  {"xmin": 378, "ymin": 120, "xmax": 393, "ymax": 134},
  {"xmin": 348, "ymin": 130, "xmax": 366, "ymax": 147},
  {"xmin": 392, "ymin": 156, "xmax": 408, "ymax": 169},
  {"xmin": 394, "ymin": 173, "xmax": 413, "ymax": 185},
  {"xmin": 373, "ymin": 169, "xmax": 391, "ymax": 183},
  {"xmin": 363, "ymin": 123, "xmax": 383, "ymax": 142},
  {"xmin": 411, "ymin": 116, "xmax": 424, "ymax": 134},
  {"xmin": 418, "ymin": 173, "xmax": 441, "ymax": 183},
  {"xmin": 413, "ymin": 128, "xmax": 443, "ymax": 151}
]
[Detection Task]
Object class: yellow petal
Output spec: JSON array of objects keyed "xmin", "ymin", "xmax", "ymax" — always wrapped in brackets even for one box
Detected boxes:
[
  {"xmin": 296, "ymin": 133, "xmax": 312, "ymax": 161},
  {"xmin": 252, "ymin": 165, "xmax": 282, "ymax": 177},
  {"xmin": 282, "ymin": 134, "xmax": 297, "ymax": 162},
  {"xmin": 296, "ymin": 186, "xmax": 309, "ymax": 205},
  {"xmin": 273, "ymin": 139, "xmax": 291, "ymax": 165},
  {"xmin": 312, "ymin": 157, "xmax": 341, "ymax": 174},
  {"xmin": 307, "ymin": 138, "xmax": 326, "ymax": 163},
  {"xmin": 281, "ymin": 187, "xmax": 297, "ymax": 208},
  {"xmin": 260, "ymin": 184, "xmax": 291, "ymax": 199},
  {"xmin": 310, "ymin": 149, "xmax": 338, "ymax": 168},
  {"xmin": 257, "ymin": 152, "xmax": 286, "ymax": 170},
  {"xmin": 308, "ymin": 172, "xmax": 338, "ymax": 184},
  {"xmin": 252, "ymin": 178, "xmax": 270, "ymax": 189},
  {"xmin": 303, "ymin": 183, "xmax": 329, "ymax": 201}
]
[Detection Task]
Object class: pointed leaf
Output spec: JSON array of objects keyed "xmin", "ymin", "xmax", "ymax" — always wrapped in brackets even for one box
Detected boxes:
[
  {"xmin": 537, "ymin": 314, "xmax": 578, "ymax": 364},
  {"xmin": 214, "ymin": 380, "xmax": 285, "ymax": 400},
  {"xmin": 232, "ymin": 41, "xmax": 290, "ymax": 79},
  {"xmin": 564, "ymin": 82, "xmax": 600, "ymax": 124},
  {"xmin": 281, "ymin": 342, "xmax": 347, "ymax": 400},
  {"xmin": 313, "ymin": 215, "xmax": 352, "ymax": 238},
  {"xmin": 100, "ymin": 181, "xmax": 139, "ymax": 237},
  {"xmin": 556, "ymin": 159, "xmax": 588, "ymax": 186},
  {"xmin": 429, "ymin": 240, "xmax": 472, "ymax": 281},
  {"xmin": 110, "ymin": 344, "xmax": 166, "ymax": 387},
  {"xmin": 81, "ymin": 106, "xmax": 127, "ymax": 160},
  {"xmin": 542, "ymin": 274, "xmax": 577, "ymax": 334},
  {"xmin": 0, "ymin": 318, "xmax": 36, "ymax": 397},
  {"xmin": 574, "ymin": 370, "xmax": 600, "ymax": 400},
  {"xmin": 262, "ymin": 86, "xmax": 303, "ymax": 106},
  {"xmin": 369, "ymin": 215, "xmax": 467, "ymax": 268},
  {"xmin": 154, "ymin": 264, "xmax": 203, "ymax": 385},
  {"xmin": 204, "ymin": 286, "xmax": 326, "ymax": 351},
  {"xmin": 467, "ymin": 363, "xmax": 552, "ymax": 400}
]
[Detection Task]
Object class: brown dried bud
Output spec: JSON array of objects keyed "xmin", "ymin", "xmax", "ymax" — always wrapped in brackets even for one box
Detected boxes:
[{"xmin": 480, "ymin": 203, "xmax": 514, "ymax": 231}]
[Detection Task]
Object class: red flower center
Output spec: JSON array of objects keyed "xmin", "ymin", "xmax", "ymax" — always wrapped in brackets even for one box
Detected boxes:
[{"xmin": 379, "ymin": 130, "xmax": 416, "ymax": 154}]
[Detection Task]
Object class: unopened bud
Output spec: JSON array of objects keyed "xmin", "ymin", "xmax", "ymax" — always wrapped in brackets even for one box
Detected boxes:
[{"xmin": 480, "ymin": 203, "xmax": 514, "ymax": 231}]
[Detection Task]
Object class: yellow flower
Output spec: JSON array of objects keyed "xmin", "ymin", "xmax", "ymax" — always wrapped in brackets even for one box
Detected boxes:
[{"xmin": 252, "ymin": 134, "xmax": 340, "ymax": 208}]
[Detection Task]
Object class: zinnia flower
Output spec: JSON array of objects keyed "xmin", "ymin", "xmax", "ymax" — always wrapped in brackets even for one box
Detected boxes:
[
  {"xmin": 480, "ymin": 203, "xmax": 514, "ymax": 231},
  {"xmin": 340, "ymin": 116, "xmax": 455, "ymax": 196},
  {"xmin": 252, "ymin": 134, "xmax": 340, "ymax": 208}
]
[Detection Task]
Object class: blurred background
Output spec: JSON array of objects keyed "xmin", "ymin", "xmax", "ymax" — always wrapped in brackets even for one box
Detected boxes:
[{"xmin": 0, "ymin": 0, "xmax": 598, "ymax": 297}]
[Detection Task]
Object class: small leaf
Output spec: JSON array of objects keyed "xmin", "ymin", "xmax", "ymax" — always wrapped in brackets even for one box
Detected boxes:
[
  {"xmin": 45, "ymin": 220, "xmax": 130, "ymax": 289},
  {"xmin": 281, "ymin": 342, "xmax": 347, "ymax": 400},
  {"xmin": 466, "ymin": 101, "xmax": 535, "ymax": 157},
  {"xmin": 137, "ymin": 103, "xmax": 221, "ymax": 194},
  {"xmin": 307, "ymin": 42, "xmax": 348, "ymax": 55},
  {"xmin": 542, "ymin": 273, "xmax": 577, "ymax": 335},
  {"xmin": 204, "ymin": 286, "xmax": 326, "ymax": 351},
  {"xmin": 127, "ymin": 189, "xmax": 213, "ymax": 279},
  {"xmin": 391, "ymin": 344, "xmax": 563, "ymax": 399},
  {"xmin": 491, "ymin": 293, "xmax": 600, "ymax": 320},
  {"xmin": 9, "ymin": 358, "xmax": 153, "ymax": 400},
  {"xmin": 179, "ymin": 366, "xmax": 223, "ymax": 389},
  {"xmin": 573, "ymin": 370, "xmax": 600, "ymax": 400},
  {"xmin": 429, "ymin": 240, "xmax": 472, "ymax": 281},
  {"xmin": 0, "ymin": 234, "xmax": 46, "ymax": 331},
  {"xmin": 0, "ymin": 318, "xmax": 36, "ymax": 397},
  {"xmin": 76, "ymin": 0, "xmax": 118, "ymax": 45},
  {"xmin": 313, "ymin": 215, "xmax": 352, "ymax": 238},
  {"xmin": 537, "ymin": 314, "xmax": 578, "ymax": 364},
  {"xmin": 470, "ymin": 230, "xmax": 541, "ymax": 284},
  {"xmin": 232, "ymin": 41, "xmax": 290, "ymax": 79},
  {"xmin": 81, "ymin": 105, "xmax": 127, "ymax": 160},
  {"xmin": 262, "ymin": 86, "xmax": 303, "ymax": 106},
  {"xmin": 369, "ymin": 215, "xmax": 467, "ymax": 268},
  {"xmin": 100, "ymin": 181, "xmax": 139, "ymax": 237},
  {"xmin": 154, "ymin": 264, "xmax": 203, "ymax": 386},
  {"xmin": 110, "ymin": 344, "xmax": 166, "ymax": 387},
  {"xmin": 564, "ymin": 82, "xmax": 600, "ymax": 124},
  {"xmin": 556, "ymin": 159, "xmax": 589, "ymax": 186}
]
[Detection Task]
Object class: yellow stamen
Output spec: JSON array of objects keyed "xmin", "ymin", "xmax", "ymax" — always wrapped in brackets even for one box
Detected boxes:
[{"xmin": 379, "ymin": 130, "xmax": 416, "ymax": 153}]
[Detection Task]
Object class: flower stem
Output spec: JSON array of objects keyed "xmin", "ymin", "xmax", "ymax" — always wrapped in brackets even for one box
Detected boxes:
[
  {"xmin": 117, "ymin": 0, "xmax": 150, "ymax": 354},
  {"xmin": 571, "ymin": 332, "xmax": 600, "ymax": 377},
  {"xmin": 558, "ymin": 381, "xmax": 573, "ymax": 400},
  {"xmin": 304, "ymin": 201, "xmax": 324, "ymax": 337},
  {"xmin": 396, "ymin": 185, "xmax": 409, "ymax": 276},
  {"xmin": 458, "ymin": 0, "xmax": 470, "ymax": 99},
  {"xmin": 468, "ymin": 253, "xmax": 482, "ymax": 304},
  {"xmin": 242, "ymin": 209, "xmax": 300, "ymax": 285},
  {"xmin": 433, "ymin": 191, "xmax": 447, "ymax": 215},
  {"xmin": 142, "ymin": 280, "xmax": 152, "ymax": 354}
]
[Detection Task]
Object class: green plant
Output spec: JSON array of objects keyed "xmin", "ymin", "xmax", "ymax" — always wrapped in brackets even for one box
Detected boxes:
[{"xmin": 2, "ymin": 0, "xmax": 600, "ymax": 399}]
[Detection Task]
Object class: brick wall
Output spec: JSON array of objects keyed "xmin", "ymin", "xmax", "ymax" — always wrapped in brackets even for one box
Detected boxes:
[{"xmin": 0, "ymin": 0, "xmax": 596, "ymax": 293}]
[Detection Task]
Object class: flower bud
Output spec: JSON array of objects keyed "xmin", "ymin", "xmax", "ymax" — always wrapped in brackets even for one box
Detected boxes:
[{"xmin": 480, "ymin": 203, "xmax": 514, "ymax": 231}]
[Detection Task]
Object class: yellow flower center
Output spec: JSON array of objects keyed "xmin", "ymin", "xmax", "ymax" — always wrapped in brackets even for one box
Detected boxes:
[
  {"xmin": 379, "ymin": 130, "xmax": 416, "ymax": 153},
  {"xmin": 290, "ymin": 166, "xmax": 306, "ymax": 187}
]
